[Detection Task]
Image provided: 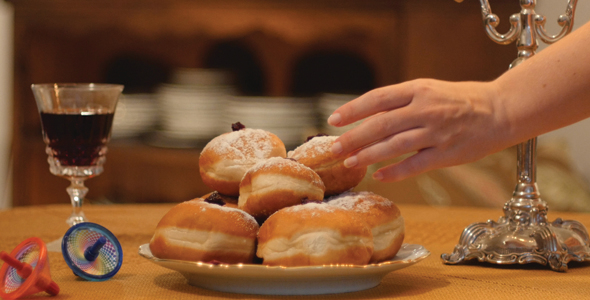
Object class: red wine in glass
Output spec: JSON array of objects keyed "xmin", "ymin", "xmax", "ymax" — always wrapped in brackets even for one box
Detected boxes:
[{"xmin": 40, "ymin": 111, "xmax": 115, "ymax": 166}]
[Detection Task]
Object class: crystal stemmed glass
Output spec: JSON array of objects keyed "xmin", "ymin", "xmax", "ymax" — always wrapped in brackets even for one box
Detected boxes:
[{"xmin": 31, "ymin": 83, "xmax": 123, "ymax": 226}]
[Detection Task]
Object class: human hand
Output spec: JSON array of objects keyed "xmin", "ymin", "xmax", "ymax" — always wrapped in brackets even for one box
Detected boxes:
[{"xmin": 327, "ymin": 78, "xmax": 511, "ymax": 182}]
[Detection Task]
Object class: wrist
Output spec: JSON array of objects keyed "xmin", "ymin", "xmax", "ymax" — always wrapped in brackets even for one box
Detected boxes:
[{"xmin": 487, "ymin": 79, "xmax": 521, "ymax": 150}]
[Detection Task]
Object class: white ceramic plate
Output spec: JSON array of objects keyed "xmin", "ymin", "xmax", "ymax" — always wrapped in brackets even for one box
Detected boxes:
[{"xmin": 138, "ymin": 243, "xmax": 430, "ymax": 295}]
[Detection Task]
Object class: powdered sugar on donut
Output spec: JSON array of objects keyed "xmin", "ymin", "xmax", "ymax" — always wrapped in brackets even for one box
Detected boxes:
[
  {"xmin": 285, "ymin": 202, "xmax": 337, "ymax": 214},
  {"xmin": 246, "ymin": 157, "xmax": 324, "ymax": 186},
  {"xmin": 288, "ymin": 136, "xmax": 338, "ymax": 159},
  {"xmin": 204, "ymin": 129, "xmax": 274, "ymax": 164},
  {"xmin": 186, "ymin": 200, "xmax": 258, "ymax": 230},
  {"xmin": 326, "ymin": 191, "xmax": 393, "ymax": 212},
  {"xmin": 262, "ymin": 202, "xmax": 335, "ymax": 220}
]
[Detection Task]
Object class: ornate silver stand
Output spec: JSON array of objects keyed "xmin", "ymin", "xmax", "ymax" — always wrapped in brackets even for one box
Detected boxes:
[{"xmin": 441, "ymin": 0, "xmax": 590, "ymax": 271}]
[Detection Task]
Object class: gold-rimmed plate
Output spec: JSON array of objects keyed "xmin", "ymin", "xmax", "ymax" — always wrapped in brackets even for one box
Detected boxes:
[{"xmin": 138, "ymin": 243, "xmax": 430, "ymax": 295}]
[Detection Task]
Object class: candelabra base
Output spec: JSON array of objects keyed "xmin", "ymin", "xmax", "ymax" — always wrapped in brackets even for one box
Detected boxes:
[{"xmin": 441, "ymin": 217, "xmax": 590, "ymax": 271}]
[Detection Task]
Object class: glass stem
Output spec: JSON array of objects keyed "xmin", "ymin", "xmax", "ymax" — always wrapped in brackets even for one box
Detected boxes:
[{"xmin": 66, "ymin": 178, "xmax": 88, "ymax": 226}]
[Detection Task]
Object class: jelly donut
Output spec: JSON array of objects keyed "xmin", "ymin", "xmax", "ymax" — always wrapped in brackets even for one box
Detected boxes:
[
  {"xmin": 326, "ymin": 191, "xmax": 405, "ymax": 263},
  {"xmin": 149, "ymin": 199, "xmax": 259, "ymax": 264},
  {"xmin": 288, "ymin": 135, "xmax": 366, "ymax": 196},
  {"xmin": 199, "ymin": 123, "xmax": 287, "ymax": 196},
  {"xmin": 257, "ymin": 202, "xmax": 374, "ymax": 266},
  {"xmin": 238, "ymin": 157, "xmax": 325, "ymax": 223}
]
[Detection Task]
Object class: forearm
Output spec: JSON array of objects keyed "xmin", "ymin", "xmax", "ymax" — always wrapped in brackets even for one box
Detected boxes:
[{"xmin": 493, "ymin": 21, "xmax": 590, "ymax": 144}]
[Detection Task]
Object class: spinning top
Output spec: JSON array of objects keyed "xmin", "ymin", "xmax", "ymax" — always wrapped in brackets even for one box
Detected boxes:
[
  {"xmin": 0, "ymin": 237, "xmax": 59, "ymax": 300},
  {"xmin": 61, "ymin": 222, "xmax": 123, "ymax": 281}
]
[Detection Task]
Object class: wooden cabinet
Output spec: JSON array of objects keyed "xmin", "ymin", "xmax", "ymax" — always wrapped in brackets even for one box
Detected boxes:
[{"xmin": 9, "ymin": 0, "xmax": 519, "ymax": 206}]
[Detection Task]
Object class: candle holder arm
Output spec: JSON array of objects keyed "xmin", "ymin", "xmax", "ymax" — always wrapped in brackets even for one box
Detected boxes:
[
  {"xmin": 479, "ymin": 0, "xmax": 520, "ymax": 45},
  {"xmin": 534, "ymin": 0, "xmax": 578, "ymax": 44}
]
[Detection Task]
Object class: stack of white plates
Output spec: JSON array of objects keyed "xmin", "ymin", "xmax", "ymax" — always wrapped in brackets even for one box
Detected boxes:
[
  {"xmin": 112, "ymin": 93, "xmax": 158, "ymax": 139},
  {"xmin": 152, "ymin": 68, "xmax": 235, "ymax": 142},
  {"xmin": 157, "ymin": 83, "xmax": 234, "ymax": 140},
  {"xmin": 169, "ymin": 68, "xmax": 233, "ymax": 86},
  {"xmin": 225, "ymin": 96, "xmax": 317, "ymax": 147},
  {"xmin": 318, "ymin": 93, "xmax": 363, "ymax": 136}
]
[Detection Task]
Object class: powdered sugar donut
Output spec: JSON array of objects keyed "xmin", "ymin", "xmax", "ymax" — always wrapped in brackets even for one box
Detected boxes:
[
  {"xmin": 238, "ymin": 157, "xmax": 325, "ymax": 223},
  {"xmin": 325, "ymin": 191, "xmax": 404, "ymax": 263},
  {"xmin": 199, "ymin": 124, "xmax": 286, "ymax": 196},
  {"xmin": 257, "ymin": 202, "xmax": 374, "ymax": 266},
  {"xmin": 149, "ymin": 199, "xmax": 259, "ymax": 264},
  {"xmin": 288, "ymin": 135, "xmax": 366, "ymax": 196}
]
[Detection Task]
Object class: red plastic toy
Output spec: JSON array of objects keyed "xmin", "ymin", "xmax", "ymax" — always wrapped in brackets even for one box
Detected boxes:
[{"xmin": 0, "ymin": 237, "xmax": 59, "ymax": 300}]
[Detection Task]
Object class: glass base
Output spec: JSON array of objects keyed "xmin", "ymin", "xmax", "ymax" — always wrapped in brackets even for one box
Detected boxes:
[
  {"xmin": 46, "ymin": 236, "xmax": 63, "ymax": 252},
  {"xmin": 66, "ymin": 210, "xmax": 88, "ymax": 226}
]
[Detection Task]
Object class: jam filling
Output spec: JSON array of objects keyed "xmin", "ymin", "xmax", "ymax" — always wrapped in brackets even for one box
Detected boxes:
[
  {"xmin": 231, "ymin": 122, "xmax": 246, "ymax": 131},
  {"xmin": 204, "ymin": 192, "xmax": 226, "ymax": 206}
]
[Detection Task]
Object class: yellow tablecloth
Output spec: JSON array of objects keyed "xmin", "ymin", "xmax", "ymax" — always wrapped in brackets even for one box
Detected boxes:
[{"xmin": 1, "ymin": 203, "xmax": 590, "ymax": 299}]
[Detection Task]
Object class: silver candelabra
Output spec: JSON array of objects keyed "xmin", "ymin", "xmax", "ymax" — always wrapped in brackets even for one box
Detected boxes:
[{"xmin": 441, "ymin": 0, "xmax": 590, "ymax": 271}]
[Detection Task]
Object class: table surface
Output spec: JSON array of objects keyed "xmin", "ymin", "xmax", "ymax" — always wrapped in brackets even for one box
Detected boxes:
[{"xmin": 1, "ymin": 203, "xmax": 590, "ymax": 300}]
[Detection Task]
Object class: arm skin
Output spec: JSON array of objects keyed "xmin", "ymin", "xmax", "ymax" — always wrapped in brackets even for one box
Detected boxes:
[{"xmin": 328, "ymin": 20, "xmax": 590, "ymax": 182}]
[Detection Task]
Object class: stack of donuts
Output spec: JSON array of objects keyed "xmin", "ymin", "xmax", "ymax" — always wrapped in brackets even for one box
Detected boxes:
[{"xmin": 149, "ymin": 123, "xmax": 405, "ymax": 267}]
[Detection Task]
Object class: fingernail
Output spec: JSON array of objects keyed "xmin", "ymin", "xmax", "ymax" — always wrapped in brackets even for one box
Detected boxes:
[
  {"xmin": 343, "ymin": 156, "xmax": 358, "ymax": 168},
  {"xmin": 373, "ymin": 172, "xmax": 383, "ymax": 181},
  {"xmin": 331, "ymin": 142, "xmax": 343, "ymax": 154},
  {"xmin": 328, "ymin": 113, "xmax": 342, "ymax": 126}
]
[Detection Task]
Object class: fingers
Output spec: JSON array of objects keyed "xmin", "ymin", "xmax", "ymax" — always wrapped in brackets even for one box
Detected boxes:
[
  {"xmin": 341, "ymin": 127, "xmax": 431, "ymax": 169},
  {"xmin": 332, "ymin": 107, "xmax": 422, "ymax": 157},
  {"xmin": 372, "ymin": 148, "xmax": 442, "ymax": 182},
  {"xmin": 327, "ymin": 83, "xmax": 415, "ymax": 127}
]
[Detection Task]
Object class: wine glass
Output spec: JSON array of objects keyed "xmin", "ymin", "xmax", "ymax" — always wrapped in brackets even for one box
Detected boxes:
[{"xmin": 31, "ymin": 83, "xmax": 123, "ymax": 226}]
